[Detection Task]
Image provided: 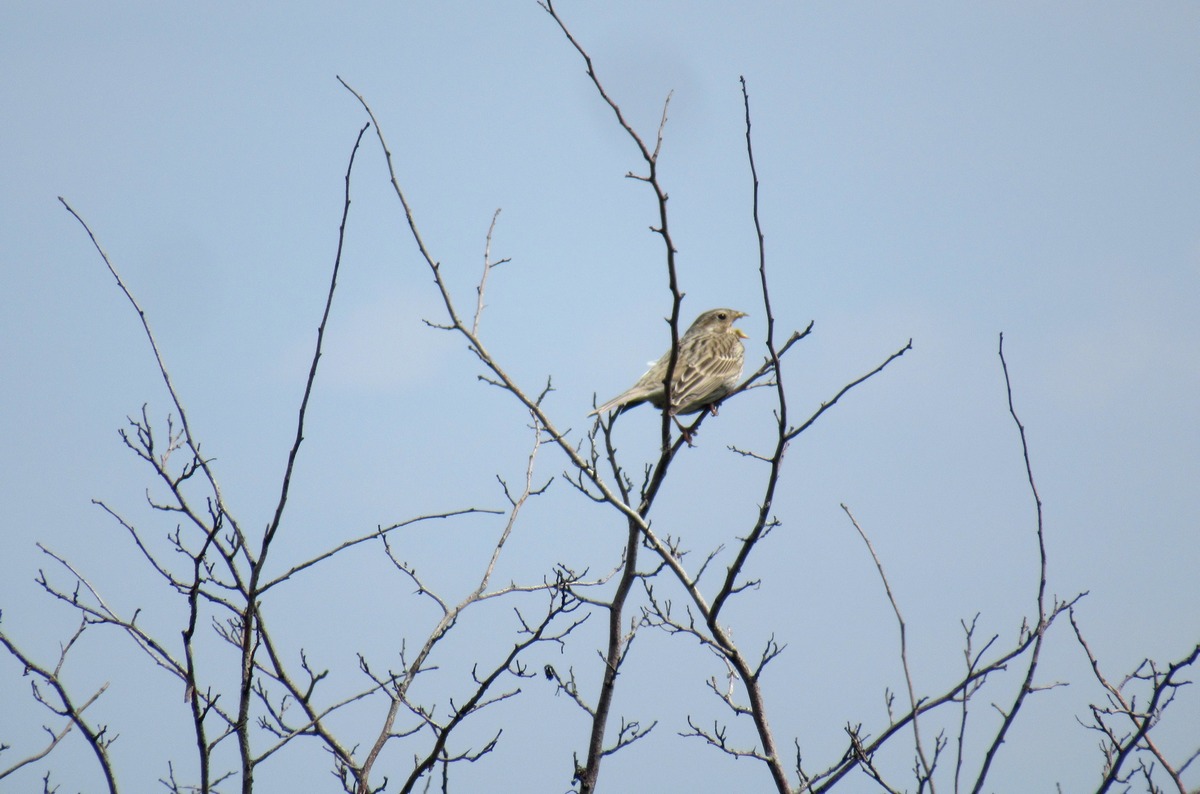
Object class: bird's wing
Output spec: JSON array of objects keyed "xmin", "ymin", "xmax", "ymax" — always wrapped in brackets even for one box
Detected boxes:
[{"xmin": 670, "ymin": 334, "xmax": 744, "ymax": 412}]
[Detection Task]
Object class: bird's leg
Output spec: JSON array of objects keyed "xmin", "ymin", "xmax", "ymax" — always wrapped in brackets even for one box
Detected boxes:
[{"xmin": 672, "ymin": 415, "xmax": 697, "ymax": 446}]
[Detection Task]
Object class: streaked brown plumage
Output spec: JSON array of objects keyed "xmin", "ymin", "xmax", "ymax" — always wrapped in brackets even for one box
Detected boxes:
[{"xmin": 590, "ymin": 309, "xmax": 748, "ymax": 417}]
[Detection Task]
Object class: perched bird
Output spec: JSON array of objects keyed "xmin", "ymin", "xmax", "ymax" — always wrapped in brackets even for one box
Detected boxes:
[{"xmin": 590, "ymin": 308, "xmax": 748, "ymax": 417}]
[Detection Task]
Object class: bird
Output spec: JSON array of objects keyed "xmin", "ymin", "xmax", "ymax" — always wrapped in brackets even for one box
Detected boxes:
[{"xmin": 590, "ymin": 308, "xmax": 748, "ymax": 417}]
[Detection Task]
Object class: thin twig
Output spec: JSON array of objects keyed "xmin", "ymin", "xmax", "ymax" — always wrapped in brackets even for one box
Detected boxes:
[
  {"xmin": 58, "ymin": 198, "xmax": 249, "ymax": 562},
  {"xmin": 970, "ymin": 334, "xmax": 1051, "ymax": 794},
  {"xmin": 236, "ymin": 121, "xmax": 371, "ymax": 794},
  {"xmin": 0, "ymin": 628, "xmax": 117, "ymax": 793},
  {"xmin": 843, "ymin": 504, "xmax": 933, "ymax": 788}
]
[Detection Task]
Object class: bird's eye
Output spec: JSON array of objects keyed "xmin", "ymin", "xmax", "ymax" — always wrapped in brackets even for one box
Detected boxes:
[{"xmin": 717, "ymin": 312, "xmax": 727, "ymax": 320}]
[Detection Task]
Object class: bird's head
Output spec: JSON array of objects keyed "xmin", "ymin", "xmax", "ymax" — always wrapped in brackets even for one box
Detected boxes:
[{"xmin": 688, "ymin": 308, "xmax": 749, "ymax": 338}]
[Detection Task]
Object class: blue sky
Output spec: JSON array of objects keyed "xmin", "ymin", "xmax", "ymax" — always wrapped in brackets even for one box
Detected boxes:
[{"xmin": 2, "ymin": 2, "xmax": 1198, "ymax": 792}]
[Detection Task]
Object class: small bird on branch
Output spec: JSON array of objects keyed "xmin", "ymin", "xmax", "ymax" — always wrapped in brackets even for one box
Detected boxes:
[{"xmin": 591, "ymin": 308, "xmax": 748, "ymax": 418}]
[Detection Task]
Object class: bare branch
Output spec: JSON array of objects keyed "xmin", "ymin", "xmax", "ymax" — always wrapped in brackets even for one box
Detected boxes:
[
  {"xmin": 0, "ymin": 625, "xmax": 117, "ymax": 793},
  {"xmin": 261, "ymin": 507, "xmax": 503, "ymax": 593},
  {"xmin": 1071, "ymin": 610, "xmax": 1198, "ymax": 794},
  {"xmin": 843, "ymin": 504, "xmax": 934, "ymax": 789},
  {"xmin": 969, "ymin": 333, "xmax": 1051, "ymax": 794},
  {"xmin": 58, "ymin": 198, "xmax": 249, "ymax": 561},
  {"xmin": 473, "ymin": 208, "xmax": 508, "ymax": 337},
  {"xmin": 786, "ymin": 339, "xmax": 913, "ymax": 443}
]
